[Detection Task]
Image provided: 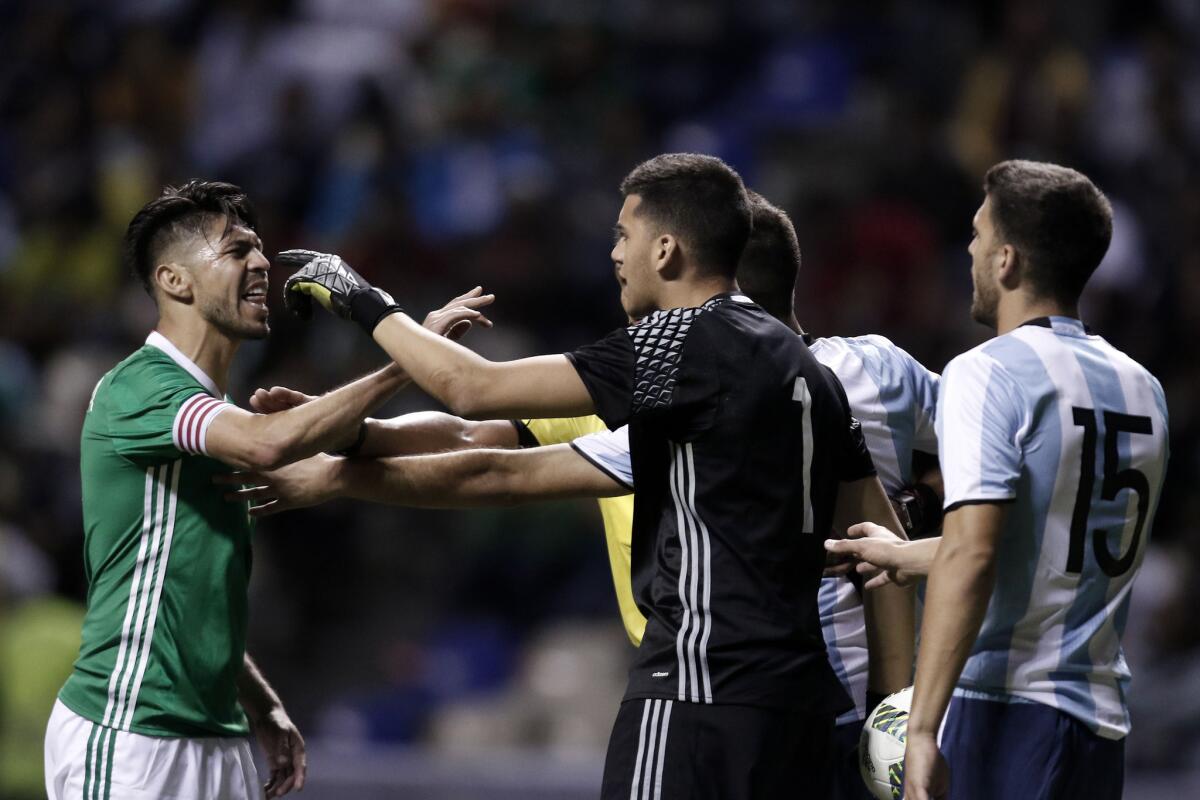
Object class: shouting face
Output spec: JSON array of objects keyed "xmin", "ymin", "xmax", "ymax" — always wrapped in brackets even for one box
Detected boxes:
[{"xmin": 186, "ymin": 217, "xmax": 271, "ymax": 340}]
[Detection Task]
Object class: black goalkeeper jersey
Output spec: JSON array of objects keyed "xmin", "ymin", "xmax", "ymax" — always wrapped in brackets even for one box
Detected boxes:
[{"xmin": 567, "ymin": 293, "xmax": 875, "ymax": 714}]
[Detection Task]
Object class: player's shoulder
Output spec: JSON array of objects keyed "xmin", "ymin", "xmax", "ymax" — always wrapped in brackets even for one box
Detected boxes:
[
  {"xmin": 104, "ymin": 345, "xmax": 208, "ymax": 411},
  {"xmin": 814, "ymin": 333, "xmax": 906, "ymax": 366},
  {"xmin": 109, "ymin": 346, "xmax": 194, "ymax": 389},
  {"xmin": 813, "ymin": 333, "xmax": 939, "ymax": 390},
  {"xmin": 944, "ymin": 337, "xmax": 1019, "ymax": 388},
  {"xmin": 1085, "ymin": 332, "xmax": 1163, "ymax": 386}
]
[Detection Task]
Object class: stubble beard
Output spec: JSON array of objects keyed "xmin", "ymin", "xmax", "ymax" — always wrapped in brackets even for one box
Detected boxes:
[
  {"xmin": 200, "ymin": 297, "xmax": 270, "ymax": 341},
  {"xmin": 970, "ymin": 282, "xmax": 998, "ymax": 329}
]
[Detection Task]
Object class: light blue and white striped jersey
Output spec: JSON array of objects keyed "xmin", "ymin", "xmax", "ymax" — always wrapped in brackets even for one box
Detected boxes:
[
  {"xmin": 808, "ymin": 334, "xmax": 940, "ymax": 725},
  {"xmin": 938, "ymin": 317, "xmax": 1168, "ymax": 740}
]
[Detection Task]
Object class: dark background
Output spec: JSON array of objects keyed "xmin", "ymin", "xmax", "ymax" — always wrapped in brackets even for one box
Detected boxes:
[{"xmin": 1, "ymin": 0, "xmax": 1198, "ymax": 795}]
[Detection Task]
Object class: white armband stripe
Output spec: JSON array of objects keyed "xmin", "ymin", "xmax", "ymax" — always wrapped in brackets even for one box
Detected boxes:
[
  {"xmin": 194, "ymin": 402, "xmax": 230, "ymax": 457},
  {"xmin": 172, "ymin": 394, "xmax": 229, "ymax": 456}
]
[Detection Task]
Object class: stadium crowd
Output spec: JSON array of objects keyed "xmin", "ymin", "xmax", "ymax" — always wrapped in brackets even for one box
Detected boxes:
[{"xmin": 1, "ymin": 0, "xmax": 1198, "ymax": 793}]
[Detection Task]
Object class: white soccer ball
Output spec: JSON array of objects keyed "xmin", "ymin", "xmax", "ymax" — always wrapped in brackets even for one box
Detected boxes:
[{"xmin": 859, "ymin": 685, "xmax": 914, "ymax": 800}]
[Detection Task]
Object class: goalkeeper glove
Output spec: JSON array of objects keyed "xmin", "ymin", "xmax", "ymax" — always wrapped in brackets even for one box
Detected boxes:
[{"xmin": 278, "ymin": 249, "xmax": 402, "ymax": 334}]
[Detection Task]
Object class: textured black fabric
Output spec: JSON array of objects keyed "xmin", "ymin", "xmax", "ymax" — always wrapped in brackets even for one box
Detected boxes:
[{"xmin": 568, "ymin": 294, "xmax": 873, "ymax": 713}]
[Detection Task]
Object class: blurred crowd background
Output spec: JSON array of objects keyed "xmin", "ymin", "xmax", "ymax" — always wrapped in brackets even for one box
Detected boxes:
[{"xmin": 1, "ymin": 0, "xmax": 1198, "ymax": 795}]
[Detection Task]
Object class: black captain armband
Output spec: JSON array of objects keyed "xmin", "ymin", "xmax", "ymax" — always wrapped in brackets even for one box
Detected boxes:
[
  {"xmin": 329, "ymin": 421, "xmax": 369, "ymax": 457},
  {"xmin": 890, "ymin": 482, "xmax": 943, "ymax": 539}
]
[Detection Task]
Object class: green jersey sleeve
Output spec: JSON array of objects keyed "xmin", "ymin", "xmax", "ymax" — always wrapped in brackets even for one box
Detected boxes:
[{"xmin": 105, "ymin": 358, "xmax": 231, "ymax": 465}]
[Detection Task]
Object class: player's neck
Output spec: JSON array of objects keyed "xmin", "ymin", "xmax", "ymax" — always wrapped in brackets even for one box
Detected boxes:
[
  {"xmin": 154, "ymin": 316, "xmax": 239, "ymax": 395},
  {"xmin": 996, "ymin": 294, "xmax": 1080, "ymax": 336},
  {"xmin": 658, "ymin": 274, "xmax": 737, "ymax": 311}
]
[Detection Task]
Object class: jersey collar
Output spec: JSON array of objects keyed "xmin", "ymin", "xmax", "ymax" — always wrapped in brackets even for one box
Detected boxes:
[
  {"xmin": 145, "ymin": 331, "xmax": 223, "ymax": 398},
  {"xmin": 1019, "ymin": 316, "xmax": 1094, "ymax": 337}
]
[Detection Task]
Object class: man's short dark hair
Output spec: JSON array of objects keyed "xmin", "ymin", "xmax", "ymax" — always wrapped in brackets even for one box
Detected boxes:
[
  {"xmin": 619, "ymin": 153, "xmax": 751, "ymax": 277},
  {"xmin": 984, "ymin": 160, "xmax": 1112, "ymax": 307},
  {"xmin": 124, "ymin": 180, "xmax": 257, "ymax": 296},
  {"xmin": 736, "ymin": 191, "xmax": 800, "ymax": 322}
]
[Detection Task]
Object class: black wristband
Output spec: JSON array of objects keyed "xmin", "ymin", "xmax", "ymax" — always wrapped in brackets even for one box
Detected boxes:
[
  {"xmin": 348, "ymin": 288, "xmax": 403, "ymax": 334},
  {"xmin": 911, "ymin": 482, "xmax": 943, "ymax": 537},
  {"xmin": 329, "ymin": 421, "xmax": 369, "ymax": 457}
]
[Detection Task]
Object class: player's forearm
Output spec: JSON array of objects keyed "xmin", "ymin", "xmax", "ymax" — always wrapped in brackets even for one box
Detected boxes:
[
  {"xmin": 255, "ymin": 364, "xmax": 408, "ymax": 467},
  {"xmin": 907, "ymin": 523, "xmax": 996, "ymax": 737},
  {"xmin": 371, "ymin": 314, "xmax": 594, "ymax": 419},
  {"xmin": 358, "ymin": 412, "xmax": 519, "ymax": 458},
  {"xmin": 371, "ymin": 312, "xmax": 503, "ymax": 417},
  {"xmin": 890, "ymin": 537, "xmax": 941, "ymax": 577},
  {"xmin": 331, "ymin": 445, "xmax": 623, "ymax": 509},
  {"xmin": 854, "ymin": 476, "xmax": 916, "ymax": 693},
  {"xmin": 237, "ymin": 654, "xmax": 284, "ymax": 724},
  {"xmin": 864, "ymin": 581, "xmax": 915, "ymax": 694},
  {"xmin": 332, "ymin": 449, "xmax": 532, "ymax": 508}
]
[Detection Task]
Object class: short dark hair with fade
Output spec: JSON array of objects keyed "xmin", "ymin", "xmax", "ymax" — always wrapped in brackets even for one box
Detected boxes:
[
  {"xmin": 123, "ymin": 180, "xmax": 258, "ymax": 296},
  {"xmin": 984, "ymin": 160, "xmax": 1113, "ymax": 306},
  {"xmin": 619, "ymin": 153, "xmax": 752, "ymax": 277},
  {"xmin": 736, "ymin": 191, "xmax": 800, "ymax": 322}
]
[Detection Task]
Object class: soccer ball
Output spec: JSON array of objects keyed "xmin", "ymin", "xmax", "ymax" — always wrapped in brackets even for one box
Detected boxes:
[{"xmin": 859, "ymin": 685, "xmax": 913, "ymax": 800}]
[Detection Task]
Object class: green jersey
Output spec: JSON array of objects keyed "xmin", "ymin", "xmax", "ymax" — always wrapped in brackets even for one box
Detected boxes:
[{"xmin": 59, "ymin": 331, "xmax": 252, "ymax": 738}]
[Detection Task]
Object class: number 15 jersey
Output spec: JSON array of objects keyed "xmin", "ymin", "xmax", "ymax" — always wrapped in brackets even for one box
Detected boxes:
[{"xmin": 938, "ymin": 316, "xmax": 1169, "ymax": 740}]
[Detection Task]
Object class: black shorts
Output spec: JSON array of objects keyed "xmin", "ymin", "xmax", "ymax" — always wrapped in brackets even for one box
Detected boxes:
[
  {"xmin": 829, "ymin": 718, "xmax": 874, "ymax": 800},
  {"xmin": 601, "ymin": 698, "xmax": 836, "ymax": 800}
]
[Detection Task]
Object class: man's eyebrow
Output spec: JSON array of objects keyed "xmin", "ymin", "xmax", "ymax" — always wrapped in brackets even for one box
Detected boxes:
[{"xmin": 222, "ymin": 232, "xmax": 263, "ymax": 252}]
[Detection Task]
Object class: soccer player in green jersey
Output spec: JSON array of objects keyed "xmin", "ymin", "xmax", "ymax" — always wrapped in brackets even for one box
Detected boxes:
[{"xmin": 45, "ymin": 181, "xmax": 490, "ymax": 800}]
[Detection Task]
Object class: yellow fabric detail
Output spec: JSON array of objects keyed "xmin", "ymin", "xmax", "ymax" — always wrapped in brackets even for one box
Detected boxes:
[
  {"xmin": 521, "ymin": 415, "xmax": 645, "ymax": 646},
  {"xmin": 293, "ymin": 282, "xmax": 335, "ymax": 312}
]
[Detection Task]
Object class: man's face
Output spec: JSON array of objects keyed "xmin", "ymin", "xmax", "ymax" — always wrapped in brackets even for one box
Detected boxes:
[
  {"xmin": 187, "ymin": 217, "xmax": 271, "ymax": 340},
  {"xmin": 968, "ymin": 196, "xmax": 1002, "ymax": 329},
  {"xmin": 611, "ymin": 195, "xmax": 659, "ymax": 319}
]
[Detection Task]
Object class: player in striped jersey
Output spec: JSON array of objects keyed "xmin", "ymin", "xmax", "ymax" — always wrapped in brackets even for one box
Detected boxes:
[
  {"xmin": 892, "ymin": 162, "xmax": 1170, "ymax": 800},
  {"xmin": 46, "ymin": 181, "xmax": 489, "ymax": 800},
  {"xmin": 738, "ymin": 195, "xmax": 938, "ymax": 798}
]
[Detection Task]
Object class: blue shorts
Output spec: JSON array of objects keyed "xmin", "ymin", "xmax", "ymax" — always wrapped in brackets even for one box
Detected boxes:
[{"xmin": 941, "ymin": 694, "xmax": 1125, "ymax": 800}]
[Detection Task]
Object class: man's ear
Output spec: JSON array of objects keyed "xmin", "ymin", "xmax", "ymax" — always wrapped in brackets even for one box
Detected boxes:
[
  {"xmin": 653, "ymin": 234, "xmax": 682, "ymax": 279},
  {"xmin": 996, "ymin": 244, "xmax": 1021, "ymax": 289},
  {"xmin": 154, "ymin": 262, "xmax": 194, "ymax": 303}
]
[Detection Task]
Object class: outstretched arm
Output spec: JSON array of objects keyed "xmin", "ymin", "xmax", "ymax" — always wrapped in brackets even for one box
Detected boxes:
[
  {"xmin": 249, "ymin": 386, "xmax": 522, "ymax": 457},
  {"xmin": 370, "ymin": 313, "xmax": 595, "ymax": 419},
  {"xmin": 833, "ymin": 475, "xmax": 916, "ymax": 698},
  {"xmin": 279, "ymin": 249, "xmax": 595, "ymax": 419},
  {"xmin": 205, "ymin": 364, "xmax": 407, "ymax": 472},
  {"xmin": 205, "ymin": 288, "xmax": 494, "ymax": 471},
  {"xmin": 221, "ymin": 443, "xmax": 628, "ymax": 516}
]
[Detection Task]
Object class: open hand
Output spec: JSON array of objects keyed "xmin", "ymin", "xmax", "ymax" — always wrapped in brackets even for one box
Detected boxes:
[
  {"xmin": 422, "ymin": 286, "xmax": 495, "ymax": 341},
  {"xmin": 251, "ymin": 705, "xmax": 307, "ymax": 797},
  {"xmin": 824, "ymin": 522, "xmax": 917, "ymax": 589},
  {"xmin": 216, "ymin": 455, "xmax": 342, "ymax": 517},
  {"xmin": 903, "ymin": 732, "xmax": 948, "ymax": 800}
]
